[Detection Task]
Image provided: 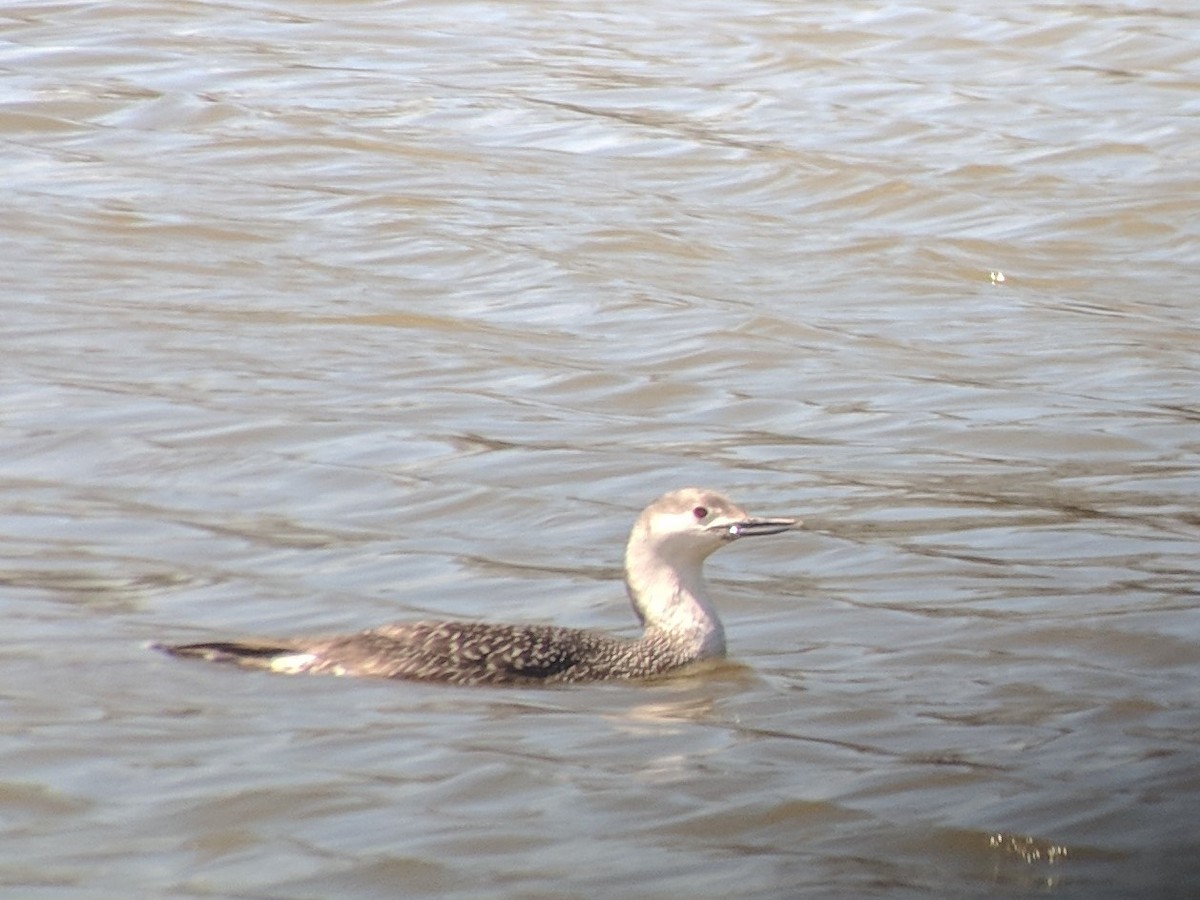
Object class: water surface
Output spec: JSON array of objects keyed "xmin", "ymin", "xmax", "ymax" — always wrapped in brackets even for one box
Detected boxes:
[{"xmin": 2, "ymin": 1, "xmax": 1199, "ymax": 896}]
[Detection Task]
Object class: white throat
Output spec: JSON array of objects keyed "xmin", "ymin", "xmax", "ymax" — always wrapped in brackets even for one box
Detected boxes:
[{"xmin": 624, "ymin": 531, "xmax": 727, "ymax": 658}]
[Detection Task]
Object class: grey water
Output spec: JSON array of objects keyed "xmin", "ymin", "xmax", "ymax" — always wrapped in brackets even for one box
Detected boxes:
[{"xmin": 2, "ymin": 1, "xmax": 1198, "ymax": 896}]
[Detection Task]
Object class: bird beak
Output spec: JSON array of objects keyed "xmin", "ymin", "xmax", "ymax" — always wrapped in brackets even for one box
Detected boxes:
[{"xmin": 716, "ymin": 516, "xmax": 798, "ymax": 539}]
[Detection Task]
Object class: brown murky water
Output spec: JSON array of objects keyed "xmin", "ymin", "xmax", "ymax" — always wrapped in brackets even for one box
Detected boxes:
[{"xmin": 3, "ymin": 1, "xmax": 1198, "ymax": 896}]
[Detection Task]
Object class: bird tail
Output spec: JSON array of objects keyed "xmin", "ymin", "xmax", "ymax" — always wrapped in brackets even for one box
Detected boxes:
[{"xmin": 152, "ymin": 640, "xmax": 310, "ymax": 671}]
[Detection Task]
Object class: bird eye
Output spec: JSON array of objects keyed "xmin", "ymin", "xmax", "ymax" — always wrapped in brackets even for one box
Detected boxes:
[{"xmin": 692, "ymin": 506, "xmax": 708, "ymax": 520}]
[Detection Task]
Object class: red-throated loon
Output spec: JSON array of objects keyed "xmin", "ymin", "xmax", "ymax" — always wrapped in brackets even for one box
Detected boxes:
[{"xmin": 156, "ymin": 488, "xmax": 797, "ymax": 685}]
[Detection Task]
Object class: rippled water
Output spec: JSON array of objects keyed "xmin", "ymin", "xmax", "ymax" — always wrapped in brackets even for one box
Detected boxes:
[{"xmin": 3, "ymin": 1, "xmax": 1199, "ymax": 896}]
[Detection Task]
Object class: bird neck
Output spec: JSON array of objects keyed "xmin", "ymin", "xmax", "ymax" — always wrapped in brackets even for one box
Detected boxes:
[{"xmin": 624, "ymin": 539, "xmax": 727, "ymax": 659}]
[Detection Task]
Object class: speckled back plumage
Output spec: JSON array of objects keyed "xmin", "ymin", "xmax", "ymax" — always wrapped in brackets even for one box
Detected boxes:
[
  {"xmin": 313, "ymin": 621, "xmax": 696, "ymax": 685},
  {"xmin": 158, "ymin": 488, "xmax": 796, "ymax": 686}
]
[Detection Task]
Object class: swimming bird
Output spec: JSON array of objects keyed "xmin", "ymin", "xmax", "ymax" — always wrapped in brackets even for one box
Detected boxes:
[{"xmin": 157, "ymin": 488, "xmax": 797, "ymax": 686}]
